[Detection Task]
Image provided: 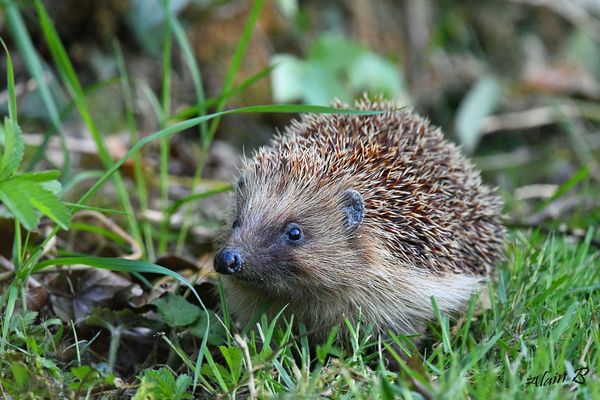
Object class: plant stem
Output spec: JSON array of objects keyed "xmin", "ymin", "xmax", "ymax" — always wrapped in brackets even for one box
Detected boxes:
[{"xmin": 158, "ymin": 0, "xmax": 173, "ymax": 255}]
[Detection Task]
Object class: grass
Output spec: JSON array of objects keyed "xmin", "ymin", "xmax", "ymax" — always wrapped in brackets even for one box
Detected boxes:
[
  {"xmin": 1, "ymin": 231, "xmax": 598, "ymax": 398},
  {"xmin": 4, "ymin": 1, "xmax": 71, "ymax": 179},
  {"xmin": 0, "ymin": 0, "xmax": 599, "ymax": 398},
  {"xmin": 179, "ymin": 231, "xmax": 599, "ymax": 399},
  {"xmin": 32, "ymin": 0, "xmax": 141, "ymax": 244}
]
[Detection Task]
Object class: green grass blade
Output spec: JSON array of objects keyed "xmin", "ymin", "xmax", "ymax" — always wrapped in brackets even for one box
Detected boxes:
[
  {"xmin": 217, "ymin": 279, "xmax": 232, "ymax": 345},
  {"xmin": 168, "ymin": 4, "xmax": 211, "ymax": 254},
  {"xmin": 32, "ymin": 257, "xmax": 196, "ymax": 294},
  {"xmin": 0, "ymin": 39, "xmax": 24, "ymax": 182},
  {"xmin": 0, "ymin": 38, "xmax": 17, "ymax": 121},
  {"xmin": 62, "ymin": 170, "xmax": 104, "ymax": 194},
  {"xmin": 174, "ymin": 68, "xmax": 275, "ymax": 254},
  {"xmin": 536, "ymin": 166, "xmax": 589, "ymax": 212},
  {"xmin": 175, "ymin": 0, "xmax": 265, "ymax": 253},
  {"xmin": 166, "ymin": 183, "xmax": 232, "ymax": 216},
  {"xmin": 529, "ymin": 274, "xmax": 568, "ymax": 306},
  {"xmin": 461, "ymin": 332, "xmax": 502, "ymax": 372},
  {"xmin": 113, "ymin": 40, "xmax": 155, "ymax": 261},
  {"xmin": 77, "ymin": 104, "xmax": 384, "ymax": 206},
  {"xmin": 25, "ymin": 78, "xmax": 119, "ymax": 173},
  {"xmin": 204, "ymin": 349, "xmax": 228, "ymax": 392},
  {"xmin": 139, "ymin": 81, "xmax": 164, "ymax": 122},
  {"xmin": 158, "ymin": 0, "xmax": 173, "ymax": 255},
  {"xmin": 33, "ymin": 0, "xmax": 141, "ymax": 245},
  {"xmin": 168, "ymin": 7, "xmax": 206, "ymax": 136},
  {"xmin": 206, "ymin": 0, "xmax": 266, "ymax": 147},
  {"xmin": 170, "ymin": 66, "xmax": 274, "ymax": 122},
  {"xmin": 12, "ymin": 220, "xmax": 22, "ymax": 272},
  {"xmin": 65, "ymin": 203, "xmax": 128, "ymax": 215},
  {"xmin": 4, "ymin": 2, "xmax": 71, "ymax": 180},
  {"xmin": 0, "ymin": 285, "xmax": 19, "ymax": 353},
  {"xmin": 431, "ymin": 296, "xmax": 453, "ymax": 355}
]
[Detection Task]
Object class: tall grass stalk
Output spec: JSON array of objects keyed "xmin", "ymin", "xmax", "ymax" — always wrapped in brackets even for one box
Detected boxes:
[
  {"xmin": 32, "ymin": 0, "xmax": 142, "ymax": 246},
  {"xmin": 175, "ymin": 0, "xmax": 266, "ymax": 253},
  {"xmin": 3, "ymin": 2, "xmax": 71, "ymax": 180},
  {"xmin": 158, "ymin": 0, "xmax": 174, "ymax": 255},
  {"xmin": 113, "ymin": 41, "xmax": 155, "ymax": 260}
]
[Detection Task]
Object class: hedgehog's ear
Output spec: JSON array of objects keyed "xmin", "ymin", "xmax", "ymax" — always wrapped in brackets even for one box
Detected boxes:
[
  {"xmin": 236, "ymin": 176, "xmax": 246, "ymax": 193},
  {"xmin": 235, "ymin": 177, "xmax": 246, "ymax": 211},
  {"xmin": 340, "ymin": 189, "xmax": 364, "ymax": 232}
]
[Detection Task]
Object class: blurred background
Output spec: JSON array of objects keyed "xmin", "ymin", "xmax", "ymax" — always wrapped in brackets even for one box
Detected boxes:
[{"xmin": 1, "ymin": 0, "xmax": 599, "ymax": 253}]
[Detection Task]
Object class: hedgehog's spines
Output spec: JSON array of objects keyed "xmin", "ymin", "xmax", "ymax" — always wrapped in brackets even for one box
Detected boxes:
[
  {"xmin": 220, "ymin": 97, "xmax": 505, "ymax": 338},
  {"xmin": 242, "ymin": 98, "xmax": 504, "ymax": 276}
]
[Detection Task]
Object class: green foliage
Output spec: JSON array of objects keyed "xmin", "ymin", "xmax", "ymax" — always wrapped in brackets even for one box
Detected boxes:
[
  {"xmin": 1, "ymin": 311, "xmax": 61, "ymax": 357},
  {"xmin": 153, "ymin": 294, "xmax": 226, "ymax": 345},
  {"xmin": 0, "ymin": 170, "xmax": 71, "ymax": 231},
  {"xmin": 189, "ymin": 310, "xmax": 227, "ymax": 346},
  {"xmin": 4, "ymin": 2, "xmax": 71, "ymax": 176},
  {"xmin": 133, "ymin": 368, "xmax": 192, "ymax": 400},
  {"xmin": 153, "ymin": 293, "xmax": 202, "ymax": 328},
  {"xmin": 32, "ymin": 0, "xmax": 141, "ymax": 241},
  {"xmin": 0, "ymin": 315, "xmax": 69, "ymax": 398},
  {"xmin": 0, "ymin": 119, "xmax": 23, "ymax": 179},
  {"xmin": 0, "ymin": 356, "xmax": 63, "ymax": 399},
  {"xmin": 10, "ymin": 361, "xmax": 29, "ymax": 391},
  {"xmin": 0, "ymin": 47, "xmax": 71, "ymax": 231},
  {"xmin": 218, "ymin": 346, "xmax": 243, "ymax": 385},
  {"xmin": 271, "ymin": 35, "xmax": 404, "ymax": 105},
  {"xmin": 69, "ymin": 365, "xmax": 113, "ymax": 395},
  {"xmin": 0, "ymin": 353, "xmax": 111, "ymax": 399}
]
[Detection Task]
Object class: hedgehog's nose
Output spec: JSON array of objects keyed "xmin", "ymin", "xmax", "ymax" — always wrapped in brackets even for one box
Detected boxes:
[{"xmin": 214, "ymin": 249, "xmax": 243, "ymax": 275}]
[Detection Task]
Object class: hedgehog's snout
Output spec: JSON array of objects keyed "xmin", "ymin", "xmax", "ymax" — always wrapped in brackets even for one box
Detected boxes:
[{"xmin": 214, "ymin": 248, "xmax": 243, "ymax": 275}]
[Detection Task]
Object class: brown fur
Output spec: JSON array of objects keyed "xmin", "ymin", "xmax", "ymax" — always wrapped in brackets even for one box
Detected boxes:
[{"xmin": 217, "ymin": 97, "xmax": 505, "ymax": 340}]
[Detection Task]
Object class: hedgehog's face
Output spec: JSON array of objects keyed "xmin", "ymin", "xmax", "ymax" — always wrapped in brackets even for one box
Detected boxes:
[{"xmin": 214, "ymin": 174, "xmax": 366, "ymax": 298}]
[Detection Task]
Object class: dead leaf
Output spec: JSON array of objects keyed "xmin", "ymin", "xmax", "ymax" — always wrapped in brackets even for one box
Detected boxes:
[
  {"xmin": 49, "ymin": 268, "xmax": 142, "ymax": 323},
  {"xmin": 27, "ymin": 286, "xmax": 50, "ymax": 312}
]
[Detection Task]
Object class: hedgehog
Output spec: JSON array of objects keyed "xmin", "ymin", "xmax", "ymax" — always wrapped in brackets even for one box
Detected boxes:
[{"xmin": 213, "ymin": 97, "xmax": 505, "ymax": 343}]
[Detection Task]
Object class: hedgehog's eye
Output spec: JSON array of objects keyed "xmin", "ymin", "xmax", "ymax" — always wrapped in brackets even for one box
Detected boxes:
[
  {"xmin": 286, "ymin": 224, "xmax": 303, "ymax": 242},
  {"xmin": 288, "ymin": 228, "xmax": 301, "ymax": 240},
  {"xmin": 232, "ymin": 219, "xmax": 241, "ymax": 229}
]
